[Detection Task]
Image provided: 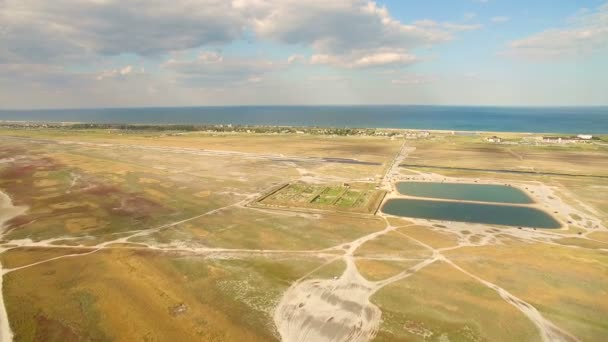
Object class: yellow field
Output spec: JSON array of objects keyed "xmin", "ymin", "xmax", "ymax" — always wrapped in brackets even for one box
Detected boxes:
[
  {"xmin": 444, "ymin": 243, "xmax": 608, "ymax": 341},
  {"xmin": 4, "ymin": 249, "xmax": 331, "ymax": 341},
  {"xmin": 372, "ymin": 261, "xmax": 540, "ymax": 341},
  {"xmin": 0, "ymin": 128, "xmax": 607, "ymax": 341}
]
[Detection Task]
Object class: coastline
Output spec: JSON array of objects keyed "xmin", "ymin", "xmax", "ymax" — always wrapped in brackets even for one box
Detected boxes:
[
  {"xmin": 1, "ymin": 105, "xmax": 607, "ymax": 134},
  {"xmin": 0, "ymin": 121, "xmax": 606, "ymax": 137}
]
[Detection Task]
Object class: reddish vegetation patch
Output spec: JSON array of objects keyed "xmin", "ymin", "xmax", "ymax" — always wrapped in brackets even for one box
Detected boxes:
[
  {"xmin": 0, "ymin": 146, "xmax": 25, "ymax": 159},
  {"xmin": 1, "ymin": 156, "xmax": 61, "ymax": 180},
  {"xmin": 112, "ymin": 196, "xmax": 168, "ymax": 218},
  {"xmin": 5, "ymin": 202, "xmax": 91, "ymax": 231},
  {"xmin": 1, "ymin": 150, "xmax": 171, "ymax": 235},
  {"xmin": 114, "ymin": 196, "xmax": 164, "ymax": 217},
  {"xmin": 81, "ymin": 182, "xmax": 172, "ymax": 220},
  {"xmin": 5, "ymin": 215, "xmax": 36, "ymax": 230},
  {"xmin": 33, "ymin": 313, "xmax": 82, "ymax": 342},
  {"xmin": 1, "ymin": 164, "xmax": 37, "ymax": 178}
]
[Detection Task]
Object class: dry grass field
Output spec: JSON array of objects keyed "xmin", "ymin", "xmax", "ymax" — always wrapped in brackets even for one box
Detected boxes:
[
  {"xmin": 444, "ymin": 243, "xmax": 608, "ymax": 341},
  {"xmin": 1, "ymin": 128, "xmax": 607, "ymax": 342},
  {"xmin": 372, "ymin": 261, "xmax": 540, "ymax": 341},
  {"xmin": 405, "ymin": 137, "xmax": 608, "ymax": 176},
  {"xmin": 3, "ymin": 249, "xmax": 332, "ymax": 341}
]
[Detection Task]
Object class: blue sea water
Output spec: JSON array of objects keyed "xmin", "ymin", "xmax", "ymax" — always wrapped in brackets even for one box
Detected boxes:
[{"xmin": 0, "ymin": 106, "xmax": 607, "ymax": 134}]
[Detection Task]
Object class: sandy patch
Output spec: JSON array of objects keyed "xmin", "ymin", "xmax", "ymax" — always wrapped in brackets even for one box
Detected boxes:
[
  {"xmin": 194, "ymin": 191, "xmax": 211, "ymax": 198},
  {"xmin": 50, "ymin": 202, "xmax": 82, "ymax": 210}
]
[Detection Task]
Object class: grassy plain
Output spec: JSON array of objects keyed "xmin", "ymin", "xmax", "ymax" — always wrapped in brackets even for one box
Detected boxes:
[
  {"xmin": 444, "ymin": 243, "xmax": 608, "ymax": 341},
  {"xmin": 405, "ymin": 136, "xmax": 608, "ymax": 176},
  {"xmin": 371, "ymin": 261, "xmax": 540, "ymax": 341},
  {"xmin": 131, "ymin": 207, "xmax": 386, "ymax": 250},
  {"xmin": 354, "ymin": 231, "xmax": 431, "ymax": 259},
  {"xmin": 3, "ymin": 249, "xmax": 333, "ymax": 341},
  {"xmin": 0, "ymin": 128, "xmax": 607, "ymax": 341}
]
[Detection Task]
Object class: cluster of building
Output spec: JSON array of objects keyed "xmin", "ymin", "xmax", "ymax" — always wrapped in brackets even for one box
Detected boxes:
[
  {"xmin": 373, "ymin": 130, "xmax": 432, "ymax": 140},
  {"xmin": 484, "ymin": 134, "xmax": 595, "ymax": 145},
  {"xmin": 540, "ymin": 134, "xmax": 594, "ymax": 144},
  {"xmin": 486, "ymin": 136, "xmax": 502, "ymax": 143},
  {"xmin": 405, "ymin": 131, "xmax": 431, "ymax": 139}
]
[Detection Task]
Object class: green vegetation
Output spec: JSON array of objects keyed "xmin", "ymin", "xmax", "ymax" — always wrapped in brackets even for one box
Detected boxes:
[{"xmin": 260, "ymin": 182, "xmax": 386, "ymax": 214}]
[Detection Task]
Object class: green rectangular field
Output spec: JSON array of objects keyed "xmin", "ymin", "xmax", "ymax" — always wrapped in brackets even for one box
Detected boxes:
[{"xmin": 258, "ymin": 182, "xmax": 386, "ymax": 214}]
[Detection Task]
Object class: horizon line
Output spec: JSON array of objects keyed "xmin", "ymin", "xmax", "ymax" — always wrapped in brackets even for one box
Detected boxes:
[{"xmin": 2, "ymin": 104, "xmax": 608, "ymax": 111}]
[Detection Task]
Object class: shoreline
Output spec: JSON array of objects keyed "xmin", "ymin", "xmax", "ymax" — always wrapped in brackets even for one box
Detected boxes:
[{"xmin": 0, "ymin": 121, "xmax": 606, "ymax": 137}]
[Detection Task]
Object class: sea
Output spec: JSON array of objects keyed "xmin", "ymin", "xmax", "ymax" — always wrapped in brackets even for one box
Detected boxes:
[{"xmin": 1, "ymin": 106, "xmax": 607, "ymax": 134}]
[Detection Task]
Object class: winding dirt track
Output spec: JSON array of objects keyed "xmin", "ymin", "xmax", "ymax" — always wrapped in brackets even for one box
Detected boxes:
[
  {"xmin": 0, "ymin": 140, "xmax": 605, "ymax": 342},
  {"xmin": 0, "ymin": 182, "xmax": 601, "ymax": 342},
  {"xmin": 272, "ymin": 145, "xmax": 595, "ymax": 342}
]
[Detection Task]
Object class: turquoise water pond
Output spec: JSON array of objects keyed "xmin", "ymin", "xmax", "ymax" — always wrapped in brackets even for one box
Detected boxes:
[
  {"xmin": 396, "ymin": 182, "xmax": 533, "ymax": 204},
  {"xmin": 382, "ymin": 199, "xmax": 560, "ymax": 228}
]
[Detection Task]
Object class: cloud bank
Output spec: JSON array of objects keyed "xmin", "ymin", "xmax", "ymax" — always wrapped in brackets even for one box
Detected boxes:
[
  {"xmin": 507, "ymin": 3, "xmax": 608, "ymax": 59},
  {"xmin": 0, "ymin": 0, "xmax": 473, "ymax": 68}
]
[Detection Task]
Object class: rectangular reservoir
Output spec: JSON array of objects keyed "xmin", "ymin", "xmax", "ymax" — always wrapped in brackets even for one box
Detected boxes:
[
  {"xmin": 396, "ymin": 182, "xmax": 533, "ymax": 204},
  {"xmin": 382, "ymin": 199, "xmax": 561, "ymax": 228}
]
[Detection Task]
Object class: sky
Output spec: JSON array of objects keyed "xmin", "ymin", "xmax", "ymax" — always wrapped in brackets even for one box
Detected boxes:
[{"xmin": 0, "ymin": 0, "xmax": 607, "ymax": 109}]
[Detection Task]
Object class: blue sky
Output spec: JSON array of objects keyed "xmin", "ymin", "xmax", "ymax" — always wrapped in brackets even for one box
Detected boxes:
[{"xmin": 0, "ymin": 0, "xmax": 607, "ymax": 108}]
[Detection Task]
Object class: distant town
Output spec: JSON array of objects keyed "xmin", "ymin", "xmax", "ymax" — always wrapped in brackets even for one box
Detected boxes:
[{"xmin": 1, "ymin": 121, "xmax": 604, "ymax": 146}]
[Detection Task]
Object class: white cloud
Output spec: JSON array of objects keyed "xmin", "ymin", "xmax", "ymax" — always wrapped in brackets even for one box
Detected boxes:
[
  {"xmin": 463, "ymin": 72, "xmax": 482, "ymax": 80},
  {"xmin": 413, "ymin": 20, "xmax": 482, "ymax": 32},
  {"xmin": 162, "ymin": 52, "xmax": 280, "ymax": 86},
  {"xmin": 197, "ymin": 52, "xmax": 225, "ymax": 64},
  {"xmin": 246, "ymin": 76, "xmax": 263, "ymax": 83},
  {"xmin": 491, "ymin": 16, "xmax": 510, "ymax": 23},
  {"xmin": 506, "ymin": 3, "xmax": 608, "ymax": 59},
  {"xmin": 464, "ymin": 12, "xmax": 477, "ymax": 21},
  {"xmin": 0, "ymin": 0, "xmax": 246, "ymax": 63},
  {"xmin": 0, "ymin": 63, "xmax": 84, "ymax": 86},
  {"xmin": 240, "ymin": 0, "xmax": 476, "ymax": 68},
  {"xmin": 96, "ymin": 65, "xmax": 144, "ymax": 80},
  {"xmin": 0, "ymin": 0, "xmax": 476, "ymax": 65},
  {"xmin": 353, "ymin": 51, "xmax": 417, "ymax": 67},
  {"xmin": 0, "ymin": 0, "xmax": 481, "ymax": 72},
  {"xmin": 307, "ymin": 75, "xmax": 349, "ymax": 82},
  {"xmin": 287, "ymin": 54, "xmax": 306, "ymax": 64},
  {"xmin": 0, "ymin": 0, "xmax": 493, "ymax": 107},
  {"xmin": 311, "ymin": 50, "xmax": 417, "ymax": 68},
  {"xmin": 441, "ymin": 23, "xmax": 483, "ymax": 32},
  {"xmin": 391, "ymin": 74, "xmax": 436, "ymax": 85}
]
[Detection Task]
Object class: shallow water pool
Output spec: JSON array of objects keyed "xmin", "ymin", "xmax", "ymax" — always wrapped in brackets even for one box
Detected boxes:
[
  {"xmin": 396, "ymin": 182, "xmax": 533, "ymax": 204},
  {"xmin": 382, "ymin": 198, "xmax": 560, "ymax": 228}
]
